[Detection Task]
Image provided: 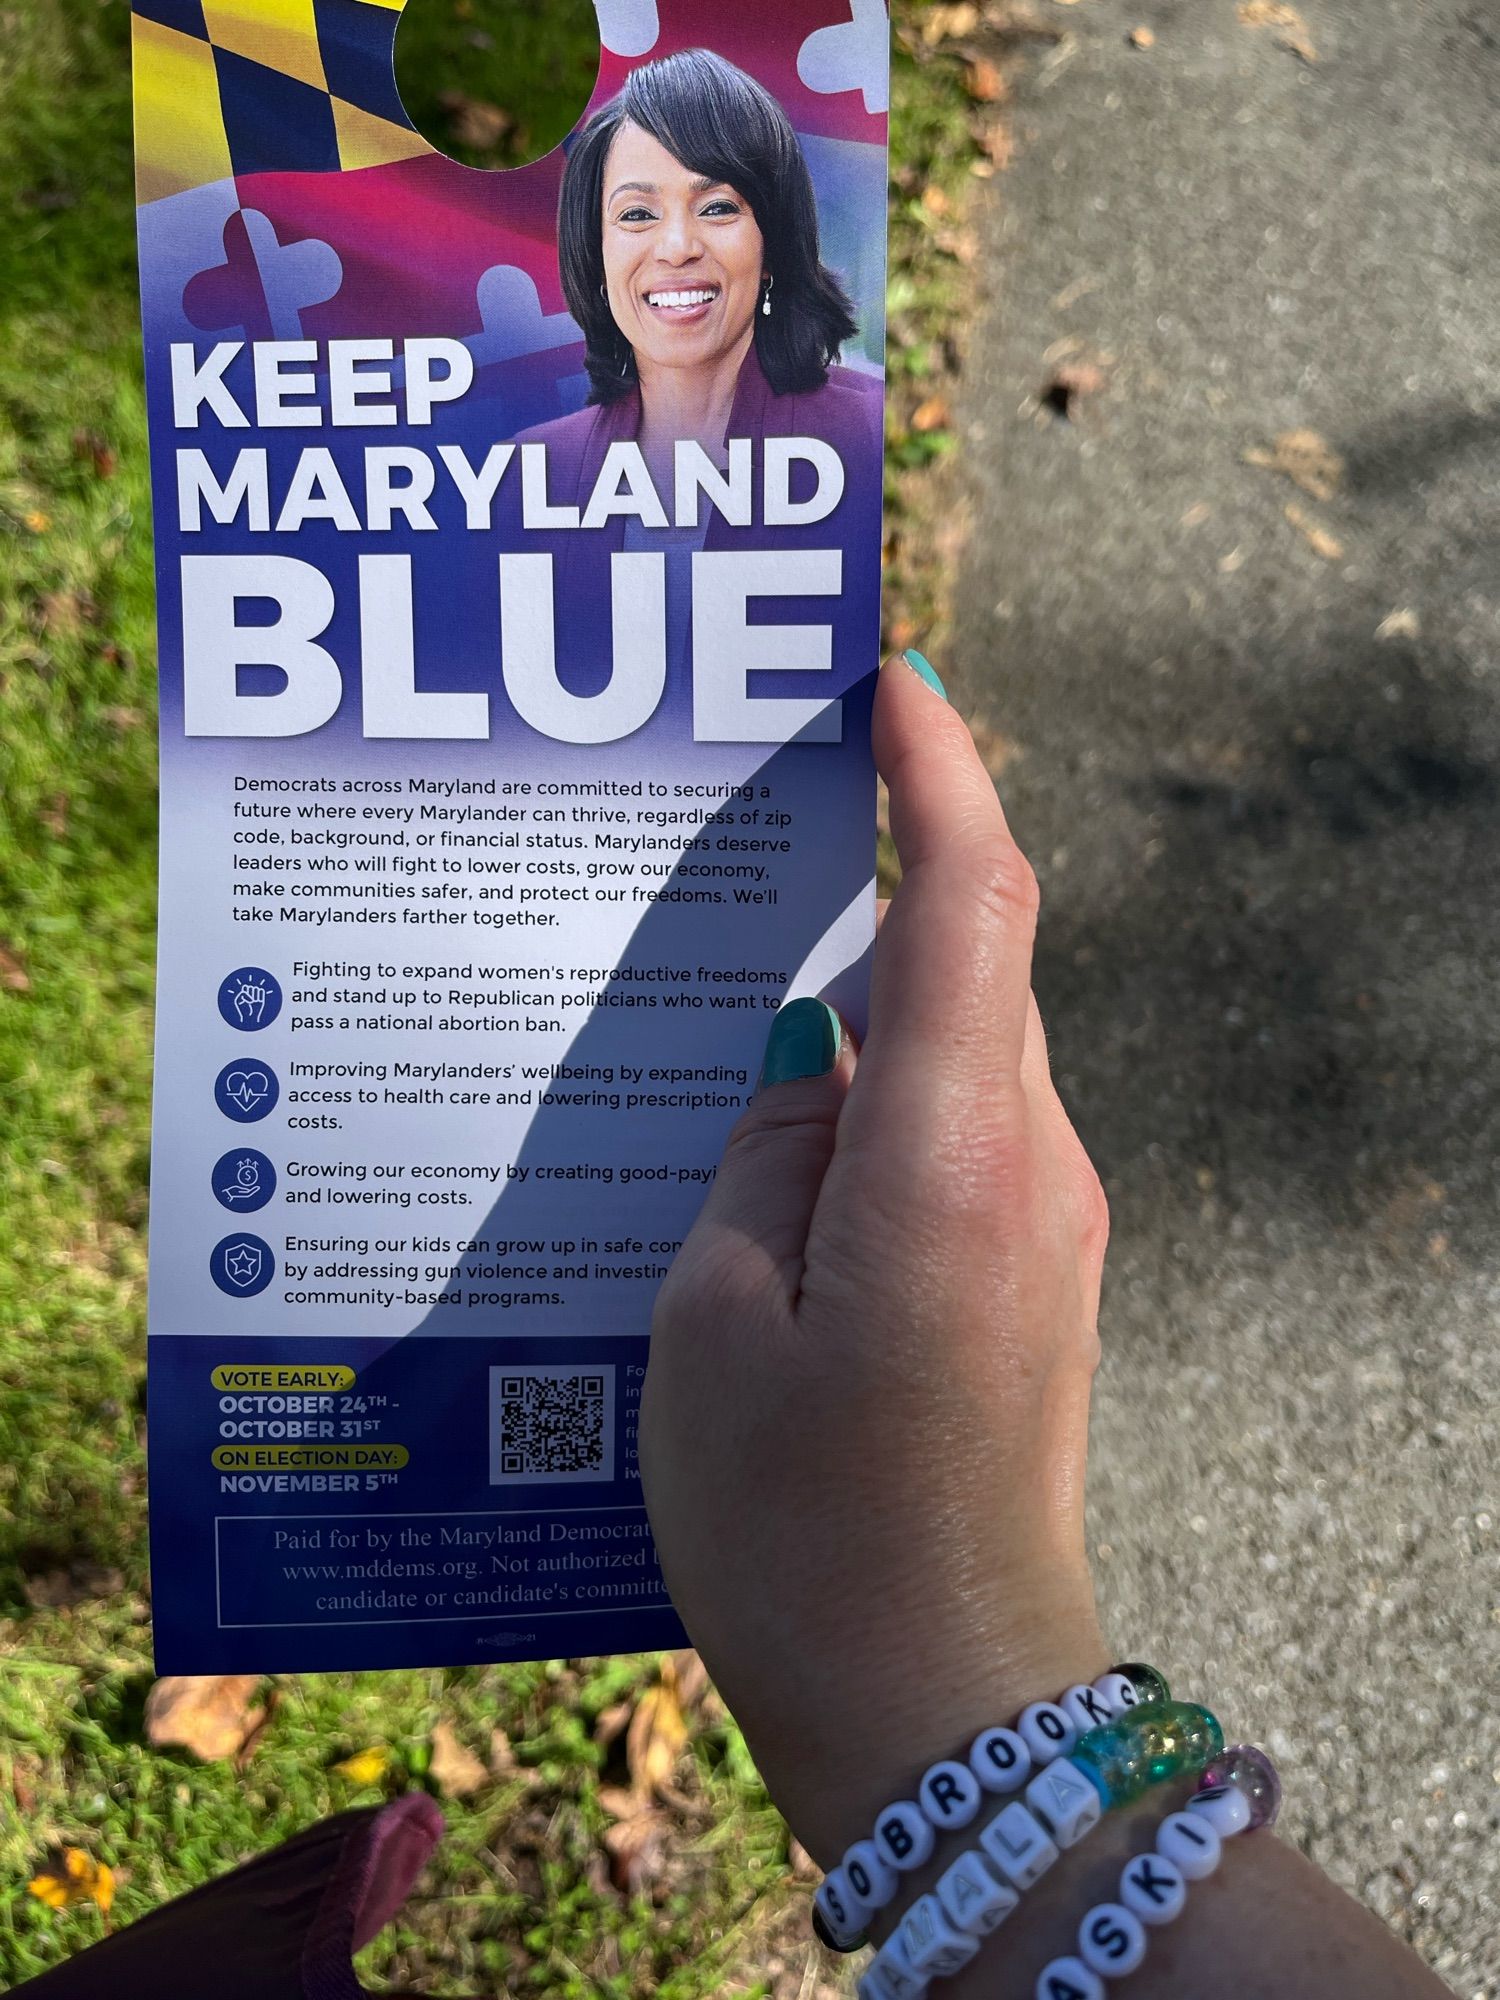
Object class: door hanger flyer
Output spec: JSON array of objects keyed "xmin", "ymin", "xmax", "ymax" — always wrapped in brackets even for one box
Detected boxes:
[{"xmin": 134, "ymin": 0, "xmax": 889, "ymax": 1672}]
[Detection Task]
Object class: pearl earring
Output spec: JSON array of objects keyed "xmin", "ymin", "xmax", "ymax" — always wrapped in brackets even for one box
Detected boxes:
[{"xmin": 761, "ymin": 274, "xmax": 773, "ymax": 318}]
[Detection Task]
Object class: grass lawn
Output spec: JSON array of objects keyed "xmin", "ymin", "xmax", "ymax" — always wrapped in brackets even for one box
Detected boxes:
[{"xmin": 0, "ymin": 2, "xmax": 997, "ymax": 1989}]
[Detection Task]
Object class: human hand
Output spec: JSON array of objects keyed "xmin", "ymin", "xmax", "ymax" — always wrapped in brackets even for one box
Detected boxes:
[
  {"xmin": 640, "ymin": 654, "xmax": 1111, "ymax": 1864},
  {"xmin": 233, "ymin": 978, "xmax": 267, "ymax": 1023}
]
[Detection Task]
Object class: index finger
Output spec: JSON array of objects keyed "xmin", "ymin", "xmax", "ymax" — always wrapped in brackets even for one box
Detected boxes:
[{"xmin": 840, "ymin": 654, "xmax": 1040, "ymax": 1142}]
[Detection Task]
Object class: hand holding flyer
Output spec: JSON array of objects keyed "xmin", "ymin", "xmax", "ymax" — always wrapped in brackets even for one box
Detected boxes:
[{"xmin": 134, "ymin": 0, "xmax": 888, "ymax": 1673}]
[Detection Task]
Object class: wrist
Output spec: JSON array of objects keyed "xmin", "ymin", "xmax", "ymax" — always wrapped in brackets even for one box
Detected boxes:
[
  {"xmin": 883, "ymin": 1773, "xmax": 1205, "ymax": 2000},
  {"xmin": 771, "ymin": 1603, "xmax": 1109, "ymax": 1868}
]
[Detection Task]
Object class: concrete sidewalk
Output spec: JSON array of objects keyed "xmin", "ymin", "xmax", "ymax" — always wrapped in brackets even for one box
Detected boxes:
[{"xmin": 950, "ymin": 2, "xmax": 1500, "ymax": 1988}]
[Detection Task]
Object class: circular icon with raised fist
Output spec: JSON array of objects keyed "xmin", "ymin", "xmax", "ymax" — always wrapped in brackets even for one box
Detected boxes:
[{"xmin": 218, "ymin": 967, "xmax": 282, "ymax": 1031}]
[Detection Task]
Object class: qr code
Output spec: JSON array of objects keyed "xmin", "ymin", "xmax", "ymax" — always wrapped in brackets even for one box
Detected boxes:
[{"xmin": 488, "ymin": 1364, "xmax": 616, "ymax": 1485}]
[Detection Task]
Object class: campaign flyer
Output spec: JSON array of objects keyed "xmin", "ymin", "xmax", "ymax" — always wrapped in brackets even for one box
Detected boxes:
[{"xmin": 134, "ymin": 0, "xmax": 888, "ymax": 1671}]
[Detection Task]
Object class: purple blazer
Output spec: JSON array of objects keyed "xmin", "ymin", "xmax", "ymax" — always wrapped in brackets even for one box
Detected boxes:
[
  {"xmin": 502, "ymin": 349, "xmax": 884, "ymax": 708},
  {"xmin": 514, "ymin": 346, "xmax": 884, "ymax": 531}
]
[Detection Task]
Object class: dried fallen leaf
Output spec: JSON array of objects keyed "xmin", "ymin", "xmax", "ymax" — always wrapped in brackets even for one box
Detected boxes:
[
  {"xmin": 332, "ymin": 1745, "xmax": 391, "ymax": 1786},
  {"xmin": 625, "ymin": 1661, "xmax": 689, "ymax": 1802},
  {"xmin": 1284, "ymin": 502, "xmax": 1343, "ymax": 560},
  {"xmin": 1128, "ymin": 24, "xmax": 1155, "ymax": 47},
  {"xmin": 429, "ymin": 1721, "xmax": 487, "ymax": 1799},
  {"xmin": 233, "ymin": 1688, "xmax": 279, "ymax": 1772},
  {"xmin": 72, "ymin": 430, "xmax": 117, "ymax": 480},
  {"xmin": 35, "ymin": 589, "xmax": 96, "ymax": 636},
  {"xmin": 1237, "ymin": 0, "xmax": 1317, "ymax": 61},
  {"xmin": 1243, "ymin": 427, "xmax": 1343, "ymax": 501},
  {"xmin": 787, "ymin": 1836, "xmax": 820, "ymax": 1881},
  {"xmin": 965, "ymin": 56, "xmax": 1007, "ymax": 101},
  {"xmin": 1041, "ymin": 360, "xmax": 1108, "ymax": 418},
  {"xmin": 29, "ymin": 1849, "xmax": 115, "ymax": 1916},
  {"xmin": 145, "ymin": 1676, "xmax": 266, "ymax": 1762},
  {"xmin": 975, "ymin": 120, "xmax": 1015, "ymax": 170},
  {"xmin": 669, "ymin": 1648, "xmax": 710, "ymax": 1713},
  {"xmin": 489, "ymin": 1725, "xmax": 518, "ymax": 1777},
  {"xmin": 592, "ymin": 1698, "xmax": 633, "ymax": 1748},
  {"xmin": 1376, "ymin": 607, "xmax": 1420, "ymax": 641},
  {"xmin": 22, "ymin": 1563, "xmax": 124, "ymax": 1610},
  {"xmin": 101, "ymin": 705, "xmax": 145, "ymax": 733},
  {"xmin": 921, "ymin": 1, "xmax": 980, "ymax": 42},
  {"xmin": 38, "ymin": 792, "xmax": 69, "ymax": 837},
  {"xmin": 601, "ymin": 1805, "xmax": 669, "ymax": 1896},
  {"xmin": 0, "ymin": 945, "xmax": 30, "ymax": 993},
  {"xmin": 911, "ymin": 396, "xmax": 951, "ymax": 433},
  {"xmin": 438, "ymin": 91, "xmax": 512, "ymax": 151},
  {"xmin": 921, "ymin": 183, "xmax": 951, "ymax": 217},
  {"xmin": 23, "ymin": 510, "xmax": 50, "ymax": 533}
]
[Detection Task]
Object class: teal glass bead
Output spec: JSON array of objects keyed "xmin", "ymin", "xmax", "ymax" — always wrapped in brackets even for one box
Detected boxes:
[
  {"xmin": 1116, "ymin": 1662, "xmax": 1170, "ymax": 1705},
  {"xmin": 1070, "ymin": 1701, "xmax": 1224, "ymax": 1810}
]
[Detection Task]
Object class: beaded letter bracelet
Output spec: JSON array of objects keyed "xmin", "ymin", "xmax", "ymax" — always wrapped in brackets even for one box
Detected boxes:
[
  {"xmin": 813, "ymin": 1664, "xmax": 1176, "ymax": 1956},
  {"xmin": 1033, "ymin": 1745, "xmax": 1283, "ymax": 1999},
  {"xmin": 851, "ymin": 1740, "xmax": 1280, "ymax": 2000}
]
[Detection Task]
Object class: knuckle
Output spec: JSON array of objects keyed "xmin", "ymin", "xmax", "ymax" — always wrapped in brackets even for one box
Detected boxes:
[
  {"xmin": 1078, "ymin": 1170, "xmax": 1111, "ymax": 1261},
  {"xmin": 960, "ymin": 839, "xmax": 1041, "ymax": 930}
]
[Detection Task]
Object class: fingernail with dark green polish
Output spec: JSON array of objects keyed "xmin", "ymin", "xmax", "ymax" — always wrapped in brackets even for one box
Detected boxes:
[
  {"xmin": 759, "ymin": 996, "xmax": 842, "ymax": 1088},
  {"xmin": 903, "ymin": 649, "xmax": 948, "ymax": 700}
]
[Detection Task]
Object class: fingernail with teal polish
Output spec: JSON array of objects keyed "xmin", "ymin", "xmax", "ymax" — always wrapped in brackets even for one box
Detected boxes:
[
  {"xmin": 903, "ymin": 649, "xmax": 948, "ymax": 700},
  {"xmin": 759, "ymin": 997, "xmax": 842, "ymax": 1088}
]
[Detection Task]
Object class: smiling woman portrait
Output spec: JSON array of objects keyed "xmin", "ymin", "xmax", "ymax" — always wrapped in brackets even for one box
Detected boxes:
[{"xmin": 517, "ymin": 45, "xmax": 880, "ymax": 483}]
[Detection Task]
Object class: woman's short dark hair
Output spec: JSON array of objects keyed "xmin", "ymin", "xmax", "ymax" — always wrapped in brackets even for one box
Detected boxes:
[{"xmin": 558, "ymin": 47, "xmax": 858, "ymax": 404}]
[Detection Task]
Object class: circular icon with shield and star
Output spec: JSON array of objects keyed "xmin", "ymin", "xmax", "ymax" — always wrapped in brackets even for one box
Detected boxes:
[
  {"xmin": 214, "ymin": 1059, "xmax": 278, "ymax": 1122},
  {"xmin": 211, "ymin": 1233, "xmax": 275, "ymax": 1298}
]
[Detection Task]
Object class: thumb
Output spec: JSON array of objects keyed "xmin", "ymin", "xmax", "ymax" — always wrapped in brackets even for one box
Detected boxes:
[{"xmin": 672, "ymin": 997, "xmax": 855, "ymax": 1306}]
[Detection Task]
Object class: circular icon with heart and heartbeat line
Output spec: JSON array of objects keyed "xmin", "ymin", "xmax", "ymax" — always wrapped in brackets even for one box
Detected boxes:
[
  {"xmin": 214, "ymin": 1060, "xmax": 279, "ymax": 1122},
  {"xmin": 210, "ymin": 1233, "xmax": 275, "ymax": 1298}
]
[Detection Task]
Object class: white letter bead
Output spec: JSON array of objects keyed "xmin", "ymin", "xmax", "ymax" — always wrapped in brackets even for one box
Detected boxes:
[
  {"xmin": 1078, "ymin": 1901, "xmax": 1149, "ymax": 1978},
  {"xmin": 873, "ymin": 1800, "xmax": 936, "ymax": 1873},
  {"xmin": 857, "ymin": 1964, "xmax": 897, "ymax": 2000},
  {"xmin": 1018, "ymin": 1701, "xmax": 1078, "ymax": 1765},
  {"xmin": 1156, "ymin": 1809, "xmax": 1222, "ymax": 1880},
  {"xmin": 844, "ymin": 1839, "xmax": 899, "ymax": 1911},
  {"xmin": 1035, "ymin": 1957, "xmax": 1107, "ymax": 2000},
  {"xmin": 918, "ymin": 1758, "xmax": 984, "ymax": 1830},
  {"xmin": 969, "ymin": 1725, "xmax": 1032, "ymax": 1794},
  {"xmin": 937, "ymin": 1849, "xmax": 1020, "ymax": 1937},
  {"xmin": 899, "ymin": 1892, "xmax": 981, "ymax": 1978},
  {"xmin": 873, "ymin": 1931, "xmax": 930, "ymax": 2000},
  {"xmin": 978, "ymin": 1801, "xmax": 1060, "ymax": 1892},
  {"xmin": 1024, "ymin": 1759, "xmax": 1104, "ymax": 1848},
  {"xmin": 1092, "ymin": 1671, "xmax": 1140, "ymax": 1712},
  {"xmin": 1186, "ymin": 1783, "xmax": 1253, "ymax": 1838},
  {"xmin": 1119, "ymin": 1849, "xmax": 1187, "ymax": 1924},
  {"xmin": 814, "ymin": 1872, "xmax": 868, "ymax": 1948},
  {"xmin": 1061, "ymin": 1682, "xmax": 1116, "ymax": 1733}
]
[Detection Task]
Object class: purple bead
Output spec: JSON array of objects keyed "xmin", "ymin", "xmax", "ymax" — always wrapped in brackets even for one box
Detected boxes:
[{"xmin": 1199, "ymin": 1743, "xmax": 1281, "ymax": 1830}]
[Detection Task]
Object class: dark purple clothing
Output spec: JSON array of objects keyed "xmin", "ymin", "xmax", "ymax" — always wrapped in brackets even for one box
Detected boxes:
[
  {"xmin": 502, "ymin": 349, "xmax": 884, "ymax": 715},
  {"xmin": 14, "ymin": 1796, "xmax": 449, "ymax": 2000},
  {"xmin": 514, "ymin": 348, "xmax": 884, "ymax": 517}
]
